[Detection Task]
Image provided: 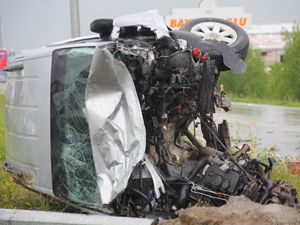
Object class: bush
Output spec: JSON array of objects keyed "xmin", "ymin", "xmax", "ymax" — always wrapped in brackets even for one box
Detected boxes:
[{"xmin": 271, "ymin": 26, "xmax": 300, "ymax": 101}]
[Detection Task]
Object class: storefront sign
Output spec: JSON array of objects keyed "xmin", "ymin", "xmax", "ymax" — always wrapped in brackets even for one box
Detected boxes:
[{"xmin": 165, "ymin": 0, "xmax": 252, "ymax": 29}]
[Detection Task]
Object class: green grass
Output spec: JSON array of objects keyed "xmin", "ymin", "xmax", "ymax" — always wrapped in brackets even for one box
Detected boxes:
[{"xmin": 229, "ymin": 94, "xmax": 300, "ymax": 107}]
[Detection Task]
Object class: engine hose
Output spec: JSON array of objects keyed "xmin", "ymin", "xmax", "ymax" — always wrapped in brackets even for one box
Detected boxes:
[
  {"xmin": 127, "ymin": 187, "xmax": 153, "ymax": 212},
  {"xmin": 267, "ymin": 158, "xmax": 273, "ymax": 180},
  {"xmin": 188, "ymin": 156, "xmax": 209, "ymax": 180},
  {"xmin": 259, "ymin": 180, "xmax": 273, "ymax": 204},
  {"xmin": 176, "ymin": 184, "xmax": 191, "ymax": 208}
]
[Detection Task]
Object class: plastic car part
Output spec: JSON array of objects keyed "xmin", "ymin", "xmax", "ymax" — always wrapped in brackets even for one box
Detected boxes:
[
  {"xmin": 198, "ymin": 59, "xmax": 216, "ymax": 114},
  {"xmin": 90, "ymin": 19, "xmax": 113, "ymax": 39}
]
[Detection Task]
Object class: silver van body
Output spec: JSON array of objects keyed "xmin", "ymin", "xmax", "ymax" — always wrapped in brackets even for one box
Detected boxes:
[{"xmin": 5, "ymin": 40, "xmax": 106, "ymax": 196}]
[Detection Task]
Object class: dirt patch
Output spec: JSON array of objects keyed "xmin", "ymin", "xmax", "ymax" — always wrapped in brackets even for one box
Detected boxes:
[{"xmin": 162, "ymin": 196, "xmax": 300, "ymax": 225}]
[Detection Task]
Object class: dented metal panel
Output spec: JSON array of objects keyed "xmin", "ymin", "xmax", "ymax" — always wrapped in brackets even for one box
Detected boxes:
[{"xmin": 85, "ymin": 48, "xmax": 146, "ymax": 204}]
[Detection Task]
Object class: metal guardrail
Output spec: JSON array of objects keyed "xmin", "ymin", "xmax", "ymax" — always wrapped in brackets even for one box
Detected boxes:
[{"xmin": 0, "ymin": 208, "xmax": 154, "ymax": 225}]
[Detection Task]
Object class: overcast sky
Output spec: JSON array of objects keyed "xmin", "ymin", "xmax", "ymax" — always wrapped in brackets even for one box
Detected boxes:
[{"xmin": 1, "ymin": 0, "xmax": 300, "ymax": 51}]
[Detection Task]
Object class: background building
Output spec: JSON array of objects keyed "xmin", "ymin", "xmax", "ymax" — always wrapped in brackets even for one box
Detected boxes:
[{"xmin": 247, "ymin": 24, "xmax": 293, "ymax": 66}]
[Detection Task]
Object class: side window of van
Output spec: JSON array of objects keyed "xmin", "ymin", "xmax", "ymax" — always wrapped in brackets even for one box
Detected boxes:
[{"xmin": 50, "ymin": 47, "xmax": 102, "ymax": 208}]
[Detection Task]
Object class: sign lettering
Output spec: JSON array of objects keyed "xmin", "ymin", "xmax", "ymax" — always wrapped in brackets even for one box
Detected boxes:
[{"xmin": 168, "ymin": 17, "xmax": 249, "ymax": 29}]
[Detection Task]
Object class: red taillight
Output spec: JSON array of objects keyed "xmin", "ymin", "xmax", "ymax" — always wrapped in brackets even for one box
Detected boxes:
[{"xmin": 193, "ymin": 48, "xmax": 201, "ymax": 58}]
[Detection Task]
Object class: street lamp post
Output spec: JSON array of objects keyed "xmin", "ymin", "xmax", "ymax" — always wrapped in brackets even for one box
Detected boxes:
[{"xmin": 69, "ymin": 0, "xmax": 81, "ymax": 38}]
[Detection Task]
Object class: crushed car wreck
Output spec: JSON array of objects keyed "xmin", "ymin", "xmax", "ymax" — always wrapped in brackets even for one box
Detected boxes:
[{"xmin": 4, "ymin": 10, "xmax": 298, "ymax": 218}]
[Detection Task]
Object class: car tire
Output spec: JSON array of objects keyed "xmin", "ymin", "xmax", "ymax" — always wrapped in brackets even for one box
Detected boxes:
[{"xmin": 180, "ymin": 18, "xmax": 249, "ymax": 71}]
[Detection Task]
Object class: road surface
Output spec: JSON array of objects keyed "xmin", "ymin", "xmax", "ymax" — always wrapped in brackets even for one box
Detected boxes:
[{"xmin": 214, "ymin": 102, "xmax": 300, "ymax": 158}]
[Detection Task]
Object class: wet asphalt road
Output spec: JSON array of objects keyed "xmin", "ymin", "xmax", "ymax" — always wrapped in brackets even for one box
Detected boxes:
[{"xmin": 214, "ymin": 102, "xmax": 300, "ymax": 158}]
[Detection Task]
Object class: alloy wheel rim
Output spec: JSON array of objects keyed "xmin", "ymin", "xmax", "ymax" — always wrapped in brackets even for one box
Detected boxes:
[{"xmin": 190, "ymin": 22, "xmax": 238, "ymax": 46}]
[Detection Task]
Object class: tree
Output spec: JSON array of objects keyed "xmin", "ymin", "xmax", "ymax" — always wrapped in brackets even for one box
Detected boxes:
[
  {"xmin": 218, "ymin": 48, "xmax": 267, "ymax": 98},
  {"xmin": 279, "ymin": 26, "xmax": 300, "ymax": 100}
]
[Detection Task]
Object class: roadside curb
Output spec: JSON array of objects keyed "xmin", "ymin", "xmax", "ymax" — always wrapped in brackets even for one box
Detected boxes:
[{"xmin": 0, "ymin": 208, "xmax": 154, "ymax": 225}]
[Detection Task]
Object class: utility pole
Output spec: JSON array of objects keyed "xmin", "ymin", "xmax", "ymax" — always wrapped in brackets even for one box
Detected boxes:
[
  {"xmin": 69, "ymin": 0, "xmax": 81, "ymax": 38},
  {"xmin": 0, "ymin": 16, "xmax": 3, "ymax": 49}
]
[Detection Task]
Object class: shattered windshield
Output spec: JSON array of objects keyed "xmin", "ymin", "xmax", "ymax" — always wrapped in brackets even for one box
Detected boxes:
[{"xmin": 50, "ymin": 47, "xmax": 102, "ymax": 209}]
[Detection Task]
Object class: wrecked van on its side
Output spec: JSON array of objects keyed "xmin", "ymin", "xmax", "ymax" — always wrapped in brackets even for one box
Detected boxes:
[{"xmin": 4, "ymin": 10, "xmax": 298, "ymax": 218}]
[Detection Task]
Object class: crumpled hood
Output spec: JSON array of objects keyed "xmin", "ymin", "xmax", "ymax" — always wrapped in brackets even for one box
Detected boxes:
[{"xmin": 85, "ymin": 48, "xmax": 146, "ymax": 204}]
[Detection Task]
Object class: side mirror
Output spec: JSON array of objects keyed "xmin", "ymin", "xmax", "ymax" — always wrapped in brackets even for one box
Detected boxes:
[{"xmin": 90, "ymin": 19, "xmax": 113, "ymax": 40}]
